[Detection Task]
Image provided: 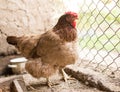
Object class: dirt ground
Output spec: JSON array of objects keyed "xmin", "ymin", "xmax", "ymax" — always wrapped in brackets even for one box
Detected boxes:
[
  {"xmin": 27, "ymin": 78, "xmax": 103, "ymax": 92},
  {"xmin": 0, "ymin": 55, "xmax": 104, "ymax": 92}
]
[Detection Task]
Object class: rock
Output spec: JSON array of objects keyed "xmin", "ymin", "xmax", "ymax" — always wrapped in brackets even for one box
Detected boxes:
[{"xmin": 64, "ymin": 65, "xmax": 120, "ymax": 92}]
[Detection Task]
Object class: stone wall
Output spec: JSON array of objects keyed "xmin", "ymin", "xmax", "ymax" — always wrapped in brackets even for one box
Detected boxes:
[{"xmin": 0, "ymin": 0, "xmax": 65, "ymax": 55}]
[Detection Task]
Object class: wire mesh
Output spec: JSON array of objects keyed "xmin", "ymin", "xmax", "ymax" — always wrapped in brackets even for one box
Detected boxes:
[{"xmin": 77, "ymin": 0, "xmax": 120, "ymax": 74}]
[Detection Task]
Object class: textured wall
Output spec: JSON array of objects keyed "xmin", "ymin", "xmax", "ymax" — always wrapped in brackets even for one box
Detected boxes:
[{"xmin": 0, "ymin": 0, "xmax": 64, "ymax": 55}]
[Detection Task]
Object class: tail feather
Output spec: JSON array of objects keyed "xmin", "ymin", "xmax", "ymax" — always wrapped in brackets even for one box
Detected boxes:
[{"xmin": 7, "ymin": 36, "xmax": 18, "ymax": 45}]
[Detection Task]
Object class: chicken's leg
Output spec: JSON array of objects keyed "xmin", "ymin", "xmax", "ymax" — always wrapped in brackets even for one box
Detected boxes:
[
  {"xmin": 59, "ymin": 68, "xmax": 75, "ymax": 83},
  {"xmin": 46, "ymin": 77, "xmax": 52, "ymax": 87},
  {"xmin": 59, "ymin": 68, "xmax": 70, "ymax": 82}
]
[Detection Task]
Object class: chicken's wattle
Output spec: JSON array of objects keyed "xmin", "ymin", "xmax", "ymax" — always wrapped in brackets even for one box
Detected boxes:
[{"xmin": 72, "ymin": 21, "xmax": 77, "ymax": 28}]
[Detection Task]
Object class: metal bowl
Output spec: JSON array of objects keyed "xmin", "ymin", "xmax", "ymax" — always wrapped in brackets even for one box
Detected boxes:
[{"xmin": 8, "ymin": 57, "xmax": 28, "ymax": 74}]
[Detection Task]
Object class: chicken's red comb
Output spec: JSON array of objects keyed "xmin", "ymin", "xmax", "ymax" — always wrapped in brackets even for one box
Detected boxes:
[{"xmin": 65, "ymin": 11, "xmax": 78, "ymax": 17}]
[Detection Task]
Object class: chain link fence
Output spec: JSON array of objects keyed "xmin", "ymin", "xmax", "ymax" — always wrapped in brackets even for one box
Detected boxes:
[{"xmin": 76, "ymin": 0, "xmax": 120, "ymax": 75}]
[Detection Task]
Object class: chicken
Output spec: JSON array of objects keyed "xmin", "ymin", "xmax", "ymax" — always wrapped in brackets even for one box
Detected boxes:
[{"xmin": 7, "ymin": 11, "xmax": 78, "ymax": 87}]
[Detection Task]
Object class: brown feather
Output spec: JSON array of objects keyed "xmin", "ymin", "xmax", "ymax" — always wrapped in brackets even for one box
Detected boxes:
[
  {"xmin": 25, "ymin": 58, "xmax": 58, "ymax": 78},
  {"xmin": 7, "ymin": 36, "xmax": 19, "ymax": 45},
  {"xmin": 6, "ymin": 12, "xmax": 78, "ymax": 80}
]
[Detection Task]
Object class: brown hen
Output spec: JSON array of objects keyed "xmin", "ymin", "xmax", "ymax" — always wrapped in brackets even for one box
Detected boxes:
[{"xmin": 7, "ymin": 11, "xmax": 78, "ymax": 87}]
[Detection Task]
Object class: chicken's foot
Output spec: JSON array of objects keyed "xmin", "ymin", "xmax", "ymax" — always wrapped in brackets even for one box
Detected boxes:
[
  {"xmin": 46, "ymin": 78, "xmax": 53, "ymax": 88},
  {"xmin": 60, "ymin": 69, "xmax": 75, "ymax": 82}
]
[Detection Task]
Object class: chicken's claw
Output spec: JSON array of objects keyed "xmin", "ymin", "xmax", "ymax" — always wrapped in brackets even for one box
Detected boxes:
[
  {"xmin": 47, "ymin": 78, "xmax": 52, "ymax": 88},
  {"xmin": 60, "ymin": 69, "xmax": 75, "ymax": 82}
]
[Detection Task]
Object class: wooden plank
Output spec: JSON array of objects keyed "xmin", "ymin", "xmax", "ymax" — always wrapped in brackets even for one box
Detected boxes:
[
  {"xmin": 0, "ymin": 75, "xmax": 23, "ymax": 92},
  {"xmin": 0, "ymin": 75, "xmax": 22, "ymax": 87},
  {"xmin": 10, "ymin": 79, "xmax": 27, "ymax": 92},
  {"xmin": 64, "ymin": 65, "xmax": 120, "ymax": 92}
]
